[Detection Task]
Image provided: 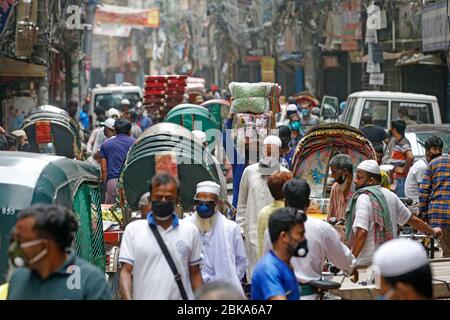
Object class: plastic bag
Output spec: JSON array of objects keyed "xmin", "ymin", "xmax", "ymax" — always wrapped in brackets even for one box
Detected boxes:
[{"xmin": 229, "ymin": 82, "xmax": 271, "ymax": 98}]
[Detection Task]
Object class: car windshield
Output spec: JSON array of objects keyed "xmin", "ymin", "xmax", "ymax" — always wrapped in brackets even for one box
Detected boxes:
[
  {"xmin": 405, "ymin": 131, "xmax": 450, "ymax": 158},
  {"xmin": 391, "ymin": 101, "xmax": 434, "ymax": 124},
  {"xmin": 94, "ymin": 92, "xmax": 141, "ymax": 110}
]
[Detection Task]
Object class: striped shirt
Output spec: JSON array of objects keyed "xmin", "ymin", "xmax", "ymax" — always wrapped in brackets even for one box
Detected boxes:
[
  {"xmin": 419, "ymin": 155, "xmax": 450, "ymax": 229},
  {"xmin": 391, "ymin": 136, "xmax": 412, "ymax": 177}
]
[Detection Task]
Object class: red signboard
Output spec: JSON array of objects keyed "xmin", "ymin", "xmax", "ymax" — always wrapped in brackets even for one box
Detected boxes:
[{"xmin": 35, "ymin": 120, "xmax": 52, "ymax": 144}]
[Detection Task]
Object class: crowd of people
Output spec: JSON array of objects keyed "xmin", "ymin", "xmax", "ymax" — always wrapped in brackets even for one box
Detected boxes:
[{"xmin": 1, "ymin": 87, "xmax": 449, "ymax": 301}]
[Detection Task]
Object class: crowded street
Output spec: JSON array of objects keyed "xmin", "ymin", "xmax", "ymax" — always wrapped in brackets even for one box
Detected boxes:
[{"xmin": 1, "ymin": 0, "xmax": 450, "ymax": 304}]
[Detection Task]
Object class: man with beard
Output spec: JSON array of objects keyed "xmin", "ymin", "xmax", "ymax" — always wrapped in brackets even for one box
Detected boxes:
[
  {"xmin": 345, "ymin": 160, "xmax": 441, "ymax": 267},
  {"xmin": 328, "ymin": 154, "xmax": 355, "ymax": 221},
  {"xmin": 405, "ymin": 136, "xmax": 443, "ymax": 202},
  {"xmin": 237, "ymin": 135, "xmax": 290, "ymax": 281},
  {"xmin": 185, "ymin": 181, "xmax": 247, "ymax": 295}
]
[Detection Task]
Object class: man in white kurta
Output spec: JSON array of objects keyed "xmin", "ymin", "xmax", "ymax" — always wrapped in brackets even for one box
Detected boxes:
[
  {"xmin": 185, "ymin": 181, "xmax": 247, "ymax": 295},
  {"xmin": 236, "ymin": 136, "xmax": 290, "ymax": 280}
]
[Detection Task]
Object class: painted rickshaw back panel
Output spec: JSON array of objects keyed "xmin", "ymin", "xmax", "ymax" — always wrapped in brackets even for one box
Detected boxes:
[{"xmin": 292, "ymin": 123, "xmax": 376, "ymax": 200}]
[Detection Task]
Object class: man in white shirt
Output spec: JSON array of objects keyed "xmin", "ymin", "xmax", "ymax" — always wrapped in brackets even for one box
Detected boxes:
[
  {"xmin": 119, "ymin": 173, "xmax": 203, "ymax": 300},
  {"xmin": 263, "ymin": 177, "xmax": 357, "ymax": 300},
  {"xmin": 86, "ymin": 118, "xmax": 116, "ymax": 167},
  {"xmin": 346, "ymin": 160, "xmax": 441, "ymax": 267},
  {"xmin": 405, "ymin": 136, "xmax": 443, "ymax": 201},
  {"xmin": 185, "ymin": 181, "xmax": 247, "ymax": 295},
  {"xmin": 237, "ymin": 135, "xmax": 290, "ymax": 280}
]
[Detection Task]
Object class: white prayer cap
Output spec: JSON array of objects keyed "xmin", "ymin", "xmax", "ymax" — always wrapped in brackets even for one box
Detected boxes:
[
  {"xmin": 104, "ymin": 118, "xmax": 115, "ymax": 130},
  {"xmin": 106, "ymin": 108, "xmax": 120, "ymax": 118},
  {"xmin": 196, "ymin": 181, "xmax": 221, "ymax": 196},
  {"xmin": 357, "ymin": 160, "xmax": 381, "ymax": 175},
  {"xmin": 121, "ymin": 99, "xmax": 131, "ymax": 105},
  {"xmin": 287, "ymin": 104, "xmax": 298, "ymax": 112},
  {"xmin": 192, "ymin": 130, "xmax": 207, "ymax": 144},
  {"xmin": 373, "ymin": 238, "xmax": 429, "ymax": 278},
  {"xmin": 263, "ymin": 135, "xmax": 282, "ymax": 148},
  {"xmin": 11, "ymin": 130, "xmax": 27, "ymax": 138},
  {"xmin": 139, "ymin": 192, "xmax": 151, "ymax": 206}
]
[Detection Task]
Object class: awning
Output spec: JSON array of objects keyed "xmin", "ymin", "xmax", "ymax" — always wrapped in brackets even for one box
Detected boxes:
[
  {"xmin": 395, "ymin": 53, "xmax": 444, "ymax": 66},
  {"xmin": 0, "ymin": 58, "xmax": 46, "ymax": 77}
]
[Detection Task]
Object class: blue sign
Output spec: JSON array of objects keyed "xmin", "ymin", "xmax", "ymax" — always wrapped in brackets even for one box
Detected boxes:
[{"xmin": 0, "ymin": 0, "xmax": 14, "ymax": 36}]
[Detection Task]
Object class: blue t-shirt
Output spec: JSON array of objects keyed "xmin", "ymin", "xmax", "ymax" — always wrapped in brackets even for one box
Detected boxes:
[
  {"xmin": 99, "ymin": 134, "xmax": 136, "ymax": 180},
  {"xmin": 251, "ymin": 251, "xmax": 300, "ymax": 300}
]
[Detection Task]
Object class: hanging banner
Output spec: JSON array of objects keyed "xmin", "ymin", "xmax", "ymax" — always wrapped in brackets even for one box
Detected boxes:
[
  {"xmin": 93, "ymin": 23, "xmax": 132, "ymax": 37},
  {"xmin": 95, "ymin": 4, "xmax": 160, "ymax": 28},
  {"xmin": 422, "ymin": 0, "xmax": 449, "ymax": 52}
]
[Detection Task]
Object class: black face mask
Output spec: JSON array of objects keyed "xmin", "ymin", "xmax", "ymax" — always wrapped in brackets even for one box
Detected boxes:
[
  {"xmin": 288, "ymin": 238, "xmax": 309, "ymax": 258},
  {"xmin": 336, "ymin": 175, "xmax": 346, "ymax": 185},
  {"xmin": 19, "ymin": 143, "xmax": 30, "ymax": 152},
  {"xmin": 152, "ymin": 200, "xmax": 175, "ymax": 220},
  {"xmin": 429, "ymin": 152, "xmax": 442, "ymax": 161}
]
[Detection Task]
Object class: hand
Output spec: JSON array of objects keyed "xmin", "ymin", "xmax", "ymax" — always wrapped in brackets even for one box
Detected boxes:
[
  {"xmin": 0, "ymin": 126, "xmax": 5, "ymax": 134},
  {"xmin": 432, "ymin": 227, "xmax": 443, "ymax": 238},
  {"xmin": 350, "ymin": 269, "xmax": 359, "ymax": 283}
]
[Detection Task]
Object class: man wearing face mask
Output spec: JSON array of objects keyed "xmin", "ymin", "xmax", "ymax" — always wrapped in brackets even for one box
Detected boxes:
[
  {"xmin": 298, "ymin": 97, "xmax": 319, "ymax": 132},
  {"xmin": 278, "ymin": 126, "xmax": 296, "ymax": 170},
  {"xmin": 328, "ymin": 154, "xmax": 355, "ymax": 222},
  {"xmin": 288, "ymin": 113, "xmax": 304, "ymax": 149},
  {"xmin": 237, "ymin": 135, "xmax": 290, "ymax": 281},
  {"xmin": 263, "ymin": 178, "xmax": 357, "ymax": 300},
  {"xmin": 7, "ymin": 205, "xmax": 111, "ymax": 300},
  {"xmin": 185, "ymin": 181, "xmax": 247, "ymax": 295},
  {"xmin": 119, "ymin": 173, "xmax": 203, "ymax": 300},
  {"xmin": 405, "ymin": 136, "xmax": 443, "ymax": 202},
  {"xmin": 345, "ymin": 160, "xmax": 441, "ymax": 267},
  {"xmin": 251, "ymin": 207, "xmax": 307, "ymax": 300},
  {"xmin": 373, "ymin": 238, "xmax": 432, "ymax": 300}
]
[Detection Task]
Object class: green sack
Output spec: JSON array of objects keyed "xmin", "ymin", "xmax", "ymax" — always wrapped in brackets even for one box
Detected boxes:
[
  {"xmin": 229, "ymin": 82, "xmax": 271, "ymax": 99},
  {"xmin": 231, "ymin": 97, "xmax": 270, "ymax": 114}
]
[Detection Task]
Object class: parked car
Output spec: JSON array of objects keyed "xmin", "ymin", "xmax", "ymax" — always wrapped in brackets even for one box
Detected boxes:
[
  {"xmin": 342, "ymin": 91, "xmax": 442, "ymax": 130},
  {"xmin": 90, "ymin": 83, "xmax": 143, "ymax": 124}
]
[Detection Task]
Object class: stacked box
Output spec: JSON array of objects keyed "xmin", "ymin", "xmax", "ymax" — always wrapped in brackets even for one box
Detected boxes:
[{"xmin": 143, "ymin": 75, "xmax": 188, "ymax": 121}]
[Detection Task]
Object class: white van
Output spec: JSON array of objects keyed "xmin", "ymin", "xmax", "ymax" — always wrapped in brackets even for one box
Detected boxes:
[
  {"xmin": 90, "ymin": 83, "xmax": 143, "ymax": 123},
  {"xmin": 342, "ymin": 91, "xmax": 442, "ymax": 130}
]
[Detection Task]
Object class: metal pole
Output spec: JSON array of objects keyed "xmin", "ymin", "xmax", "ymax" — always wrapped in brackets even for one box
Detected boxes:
[{"xmin": 82, "ymin": 0, "xmax": 96, "ymax": 100}]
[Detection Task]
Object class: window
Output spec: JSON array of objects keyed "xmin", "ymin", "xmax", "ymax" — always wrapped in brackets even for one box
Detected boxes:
[
  {"xmin": 391, "ymin": 101, "xmax": 434, "ymax": 125},
  {"xmin": 359, "ymin": 100, "xmax": 389, "ymax": 128},
  {"xmin": 94, "ymin": 92, "xmax": 141, "ymax": 110},
  {"xmin": 342, "ymin": 97, "xmax": 357, "ymax": 124}
]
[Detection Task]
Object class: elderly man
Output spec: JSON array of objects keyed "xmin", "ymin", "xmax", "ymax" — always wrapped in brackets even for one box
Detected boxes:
[
  {"xmin": 328, "ymin": 154, "xmax": 355, "ymax": 221},
  {"xmin": 373, "ymin": 238, "xmax": 432, "ymax": 300},
  {"xmin": 345, "ymin": 160, "xmax": 441, "ymax": 266},
  {"xmin": 185, "ymin": 181, "xmax": 247, "ymax": 295},
  {"xmin": 237, "ymin": 135, "xmax": 290, "ymax": 280}
]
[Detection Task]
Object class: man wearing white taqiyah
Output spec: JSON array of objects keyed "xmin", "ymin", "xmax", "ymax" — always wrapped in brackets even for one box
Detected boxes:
[
  {"xmin": 185, "ymin": 181, "xmax": 247, "ymax": 295},
  {"xmin": 346, "ymin": 160, "xmax": 440, "ymax": 267},
  {"xmin": 237, "ymin": 135, "xmax": 290, "ymax": 280},
  {"xmin": 373, "ymin": 238, "xmax": 433, "ymax": 300}
]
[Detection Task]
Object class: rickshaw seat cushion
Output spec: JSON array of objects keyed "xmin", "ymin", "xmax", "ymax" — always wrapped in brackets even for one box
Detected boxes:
[{"xmin": 308, "ymin": 279, "xmax": 341, "ymax": 291}]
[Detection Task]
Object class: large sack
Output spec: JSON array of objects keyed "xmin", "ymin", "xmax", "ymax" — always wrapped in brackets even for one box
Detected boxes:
[
  {"xmin": 231, "ymin": 97, "xmax": 270, "ymax": 114},
  {"xmin": 229, "ymin": 82, "xmax": 272, "ymax": 99}
]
